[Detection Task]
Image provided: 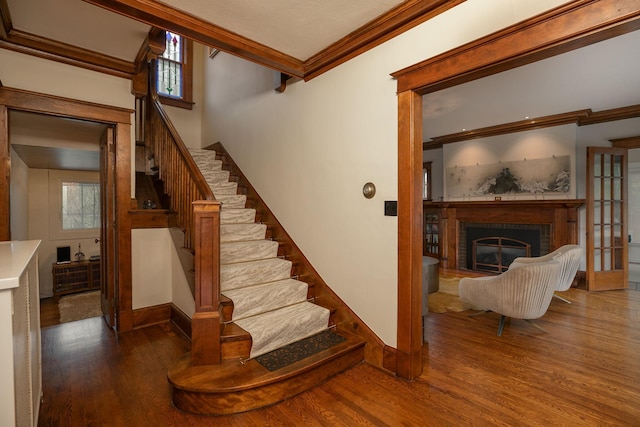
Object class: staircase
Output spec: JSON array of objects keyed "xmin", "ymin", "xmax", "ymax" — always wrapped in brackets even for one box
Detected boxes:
[
  {"xmin": 188, "ymin": 148, "xmax": 331, "ymax": 359},
  {"xmin": 167, "ymin": 146, "xmax": 367, "ymax": 414}
]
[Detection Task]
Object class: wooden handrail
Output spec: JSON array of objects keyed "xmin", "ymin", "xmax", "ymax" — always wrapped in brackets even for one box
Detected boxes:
[
  {"xmin": 146, "ymin": 90, "xmax": 214, "ymax": 249},
  {"xmin": 145, "ymin": 58, "xmax": 222, "ymax": 365}
]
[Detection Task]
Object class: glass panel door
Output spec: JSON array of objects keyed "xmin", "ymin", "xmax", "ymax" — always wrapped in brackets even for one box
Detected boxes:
[{"xmin": 586, "ymin": 147, "xmax": 628, "ymax": 291}]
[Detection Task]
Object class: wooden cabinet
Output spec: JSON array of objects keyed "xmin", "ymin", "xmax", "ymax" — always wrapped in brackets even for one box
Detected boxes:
[{"xmin": 52, "ymin": 260, "xmax": 101, "ymax": 301}]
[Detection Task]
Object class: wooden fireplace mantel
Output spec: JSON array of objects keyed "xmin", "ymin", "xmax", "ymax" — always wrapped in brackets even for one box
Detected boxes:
[{"xmin": 423, "ymin": 199, "xmax": 585, "ymax": 270}]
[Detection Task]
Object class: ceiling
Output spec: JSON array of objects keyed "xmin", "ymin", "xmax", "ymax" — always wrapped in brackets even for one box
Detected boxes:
[
  {"xmin": 2, "ymin": 0, "xmax": 639, "ymax": 170},
  {"xmin": 423, "ymin": 28, "xmax": 640, "ymax": 141},
  {"xmin": 3, "ymin": 0, "xmax": 435, "ymax": 170}
]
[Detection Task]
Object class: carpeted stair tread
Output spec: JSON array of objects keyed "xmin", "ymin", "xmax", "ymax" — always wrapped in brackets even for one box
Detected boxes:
[
  {"xmin": 221, "ymin": 258, "xmax": 292, "ymax": 291},
  {"xmin": 210, "ymin": 181, "xmax": 238, "ymax": 195},
  {"xmin": 221, "ymin": 239, "xmax": 278, "ymax": 264},
  {"xmin": 223, "ymin": 278, "xmax": 309, "ymax": 321},
  {"xmin": 220, "ymin": 208, "xmax": 256, "ymax": 224},
  {"xmin": 221, "ymin": 223, "xmax": 267, "ymax": 243},
  {"xmin": 235, "ymin": 302, "xmax": 330, "ymax": 358},
  {"xmin": 216, "ymin": 194, "xmax": 247, "ymax": 209}
]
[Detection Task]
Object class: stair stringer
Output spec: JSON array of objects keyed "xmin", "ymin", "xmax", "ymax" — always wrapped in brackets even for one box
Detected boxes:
[{"xmin": 209, "ymin": 142, "xmax": 388, "ymax": 368}]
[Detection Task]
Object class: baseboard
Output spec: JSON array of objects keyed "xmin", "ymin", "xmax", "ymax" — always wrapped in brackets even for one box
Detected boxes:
[
  {"xmin": 132, "ymin": 303, "xmax": 172, "ymax": 329},
  {"xmin": 170, "ymin": 304, "xmax": 192, "ymax": 339}
]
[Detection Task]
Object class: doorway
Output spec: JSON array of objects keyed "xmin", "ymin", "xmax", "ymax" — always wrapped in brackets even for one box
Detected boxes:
[
  {"xmin": 10, "ymin": 111, "xmax": 106, "ymax": 310},
  {"xmin": 392, "ymin": 2, "xmax": 640, "ymax": 380},
  {"xmin": 0, "ymin": 86, "xmax": 133, "ymax": 332}
]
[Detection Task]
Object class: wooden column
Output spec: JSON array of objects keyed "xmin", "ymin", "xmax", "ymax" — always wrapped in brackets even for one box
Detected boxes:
[
  {"xmin": 191, "ymin": 200, "xmax": 222, "ymax": 366},
  {"xmin": 396, "ymin": 89, "xmax": 423, "ymax": 380}
]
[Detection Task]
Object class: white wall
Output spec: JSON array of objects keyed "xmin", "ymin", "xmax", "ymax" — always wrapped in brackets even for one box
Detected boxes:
[
  {"xmin": 9, "ymin": 147, "xmax": 29, "ymax": 240},
  {"xmin": 131, "ymin": 228, "xmax": 193, "ymax": 314},
  {"xmin": 131, "ymin": 229, "xmax": 173, "ymax": 309},
  {"xmin": 27, "ymin": 169, "xmax": 101, "ymax": 298},
  {"xmin": 201, "ymin": 0, "xmax": 568, "ymax": 346}
]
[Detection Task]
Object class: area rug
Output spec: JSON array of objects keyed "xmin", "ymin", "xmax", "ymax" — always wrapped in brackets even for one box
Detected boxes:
[
  {"xmin": 58, "ymin": 291, "xmax": 102, "ymax": 323},
  {"xmin": 255, "ymin": 329, "xmax": 346, "ymax": 371},
  {"xmin": 428, "ymin": 277, "xmax": 476, "ymax": 313}
]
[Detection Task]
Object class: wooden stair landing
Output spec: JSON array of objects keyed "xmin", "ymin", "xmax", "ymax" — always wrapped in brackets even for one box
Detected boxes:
[{"xmin": 167, "ymin": 330, "xmax": 365, "ymax": 415}]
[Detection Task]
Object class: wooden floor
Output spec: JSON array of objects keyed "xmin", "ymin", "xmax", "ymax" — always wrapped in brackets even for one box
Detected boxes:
[{"xmin": 38, "ymin": 285, "xmax": 640, "ymax": 426}]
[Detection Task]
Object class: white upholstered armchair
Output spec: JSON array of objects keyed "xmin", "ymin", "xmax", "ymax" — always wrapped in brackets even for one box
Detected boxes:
[
  {"xmin": 509, "ymin": 244, "xmax": 583, "ymax": 303},
  {"xmin": 459, "ymin": 260, "xmax": 560, "ymax": 336}
]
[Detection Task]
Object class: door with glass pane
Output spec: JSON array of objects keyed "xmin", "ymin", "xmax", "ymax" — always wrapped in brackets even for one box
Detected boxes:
[{"xmin": 586, "ymin": 147, "xmax": 628, "ymax": 291}]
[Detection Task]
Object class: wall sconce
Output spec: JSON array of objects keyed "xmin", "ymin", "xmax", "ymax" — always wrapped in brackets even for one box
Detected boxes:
[{"xmin": 362, "ymin": 182, "xmax": 376, "ymax": 199}]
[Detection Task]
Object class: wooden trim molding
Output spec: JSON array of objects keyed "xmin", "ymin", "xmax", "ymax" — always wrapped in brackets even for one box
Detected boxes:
[
  {"xmin": 82, "ymin": 0, "xmax": 461, "ymax": 81},
  {"xmin": 392, "ymin": 0, "xmax": 640, "ymax": 94},
  {"xmin": 132, "ymin": 303, "xmax": 172, "ymax": 329},
  {"xmin": 83, "ymin": 0, "xmax": 305, "ymax": 79},
  {"xmin": 0, "ymin": 28, "xmax": 136, "ymax": 78},
  {"xmin": 0, "ymin": 85, "xmax": 133, "ymax": 333},
  {"xmin": 394, "ymin": 0, "xmax": 640, "ymax": 381},
  {"xmin": 424, "ymin": 104, "xmax": 640, "ymax": 149},
  {"xmin": 610, "ymin": 135, "xmax": 640, "ymax": 148},
  {"xmin": 303, "ymin": 0, "xmax": 464, "ymax": 80},
  {"xmin": 129, "ymin": 209, "xmax": 176, "ymax": 228},
  {"xmin": 0, "ymin": 86, "xmax": 133, "ymax": 123}
]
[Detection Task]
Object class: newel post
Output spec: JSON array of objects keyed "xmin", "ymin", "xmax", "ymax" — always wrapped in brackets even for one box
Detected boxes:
[{"xmin": 191, "ymin": 200, "xmax": 222, "ymax": 366}]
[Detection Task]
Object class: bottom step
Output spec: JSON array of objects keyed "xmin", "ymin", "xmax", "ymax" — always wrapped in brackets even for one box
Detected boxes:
[{"xmin": 167, "ymin": 330, "xmax": 365, "ymax": 415}]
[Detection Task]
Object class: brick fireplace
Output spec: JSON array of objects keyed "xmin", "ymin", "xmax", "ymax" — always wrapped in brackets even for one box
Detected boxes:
[{"xmin": 423, "ymin": 200, "xmax": 584, "ymax": 271}]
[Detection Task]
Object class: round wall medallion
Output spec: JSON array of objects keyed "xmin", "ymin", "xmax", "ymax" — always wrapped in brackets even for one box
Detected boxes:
[{"xmin": 362, "ymin": 182, "xmax": 376, "ymax": 199}]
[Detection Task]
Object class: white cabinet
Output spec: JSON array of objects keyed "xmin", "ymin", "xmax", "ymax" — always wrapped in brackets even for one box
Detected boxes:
[{"xmin": 0, "ymin": 240, "xmax": 41, "ymax": 427}]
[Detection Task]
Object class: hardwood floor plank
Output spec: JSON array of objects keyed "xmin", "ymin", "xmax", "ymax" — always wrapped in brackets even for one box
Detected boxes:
[{"xmin": 38, "ymin": 287, "xmax": 640, "ymax": 426}]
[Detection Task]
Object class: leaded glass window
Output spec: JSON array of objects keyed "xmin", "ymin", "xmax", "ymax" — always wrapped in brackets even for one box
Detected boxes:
[{"xmin": 157, "ymin": 32, "xmax": 184, "ymax": 98}]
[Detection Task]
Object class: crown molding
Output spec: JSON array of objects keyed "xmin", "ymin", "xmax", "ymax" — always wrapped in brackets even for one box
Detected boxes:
[
  {"xmin": 423, "ymin": 104, "xmax": 640, "ymax": 150},
  {"xmin": 0, "ymin": 27, "xmax": 136, "ymax": 78},
  {"xmin": 83, "ymin": 0, "xmax": 306, "ymax": 79},
  {"xmin": 303, "ymin": 0, "xmax": 464, "ymax": 80}
]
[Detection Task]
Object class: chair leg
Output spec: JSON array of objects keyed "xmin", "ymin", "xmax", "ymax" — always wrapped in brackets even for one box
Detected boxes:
[
  {"xmin": 497, "ymin": 315, "xmax": 506, "ymax": 336},
  {"xmin": 525, "ymin": 319, "xmax": 548, "ymax": 334},
  {"xmin": 553, "ymin": 293, "xmax": 572, "ymax": 304},
  {"xmin": 469, "ymin": 310, "xmax": 491, "ymax": 318}
]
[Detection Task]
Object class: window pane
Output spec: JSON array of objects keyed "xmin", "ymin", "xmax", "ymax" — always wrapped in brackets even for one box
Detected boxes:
[
  {"xmin": 157, "ymin": 32, "xmax": 184, "ymax": 98},
  {"xmin": 62, "ymin": 181, "xmax": 100, "ymax": 229}
]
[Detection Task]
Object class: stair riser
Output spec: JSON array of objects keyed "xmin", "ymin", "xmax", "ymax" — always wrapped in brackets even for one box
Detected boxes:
[
  {"xmin": 210, "ymin": 182, "xmax": 238, "ymax": 195},
  {"xmin": 221, "ymin": 224, "xmax": 267, "ymax": 242},
  {"xmin": 221, "ymin": 261, "xmax": 292, "ymax": 291},
  {"xmin": 220, "ymin": 241, "xmax": 278, "ymax": 264},
  {"xmin": 201, "ymin": 170, "xmax": 230, "ymax": 184},
  {"xmin": 220, "ymin": 209, "xmax": 256, "ymax": 224},
  {"xmin": 217, "ymin": 195, "xmax": 247, "ymax": 208},
  {"xmin": 221, "ymin": 338, "xmax": 251, "ymax": 361},
  {"xmin": 224, "ymin": 280, "xmax": 308, "ymax": 321}
]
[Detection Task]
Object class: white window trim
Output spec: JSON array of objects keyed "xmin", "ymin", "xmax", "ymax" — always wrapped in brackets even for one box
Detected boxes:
[{"xmin": 48, "ymin": 170, "xmax": 100, "ymax": 241}]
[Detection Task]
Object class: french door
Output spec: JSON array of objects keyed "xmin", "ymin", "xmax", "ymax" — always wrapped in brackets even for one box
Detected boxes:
[{"xmin": 586, "ymin": 146, "xmax": 628, "ymax": 291}]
